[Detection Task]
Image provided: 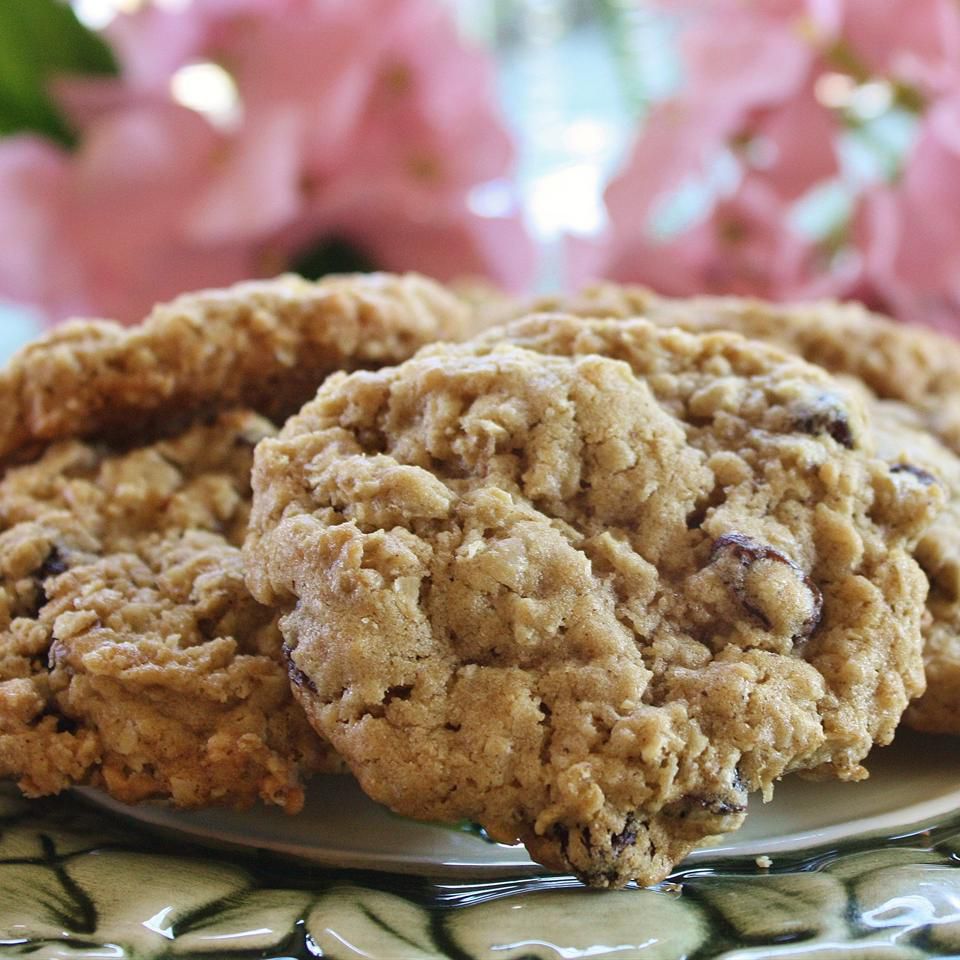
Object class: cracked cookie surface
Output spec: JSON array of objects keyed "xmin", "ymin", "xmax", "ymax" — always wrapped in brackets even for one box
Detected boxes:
[
  {"xmin": 0, "ymin": 272, "xmax": 470, "ymax": 463},
  {"xmin": 521, "ymin": 285, "xmax": 960, "ymax": 450},
  {"xmin": 247, "ymin": 315, "xmax": 939, "ymax": 886},
  {"xmin": 0, "ymin": 411, "xmax": 340, "ymax": 813},
  {"xmin": 515, "ymin": 286, "xmax": 960, "ymax": 735}
]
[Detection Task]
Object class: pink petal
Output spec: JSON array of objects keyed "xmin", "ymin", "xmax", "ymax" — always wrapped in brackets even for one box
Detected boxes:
[
  {"xmin": 927, "ymin": 92, "xmax": 960, "ymax": 156},
  {"xmin": 888, "ymin": 126, "xmax": 960, "ymax": 290},
  {"xmin": 857, "ymin": 191, "xmax": 960, "ymax": 330},
  {"xmin": 602, "ymin": 222, "xmax": 716, "ymax": 298},
  {"xmin": 603, "ymin": 98, "xmax": 743, "ymax": 236},
  {"xmin": 184, "ymin": 109, "xmax": 304, "ymax": 244},
  {"xmin": 44, "ymin": 104, "xmax": 247, "ymax": 324},
  {"xmin": 747, "ymin": 77, "xmax": 839, "ymax": 200},
  {"xmin": 193, "ymin": 0, "xmax": 297, "ymax": 16},
  {"xmin": 805, "ymin": 0, "xmax": 845, "ymax": 37},
  {"xmin": 854, "ymin": 186, "xmax": 898, "ymax": 283},
  {"xmin": 279, "ymin": 185, "xmax": 535, "ymax": 293},
  {"xmin": 0, "ymin": 137, "xmax": 89, "ymax": 322},
  {"xmin": 564, "ymin": 233, "xmax": 609, "ymax": 291},
  {"xmin": 224, "ymin": 2, "xmax": 376, "ymax": 160},
  {"xmin": 595, "ymin": 176, "xmax": 847, "ymax": 301},
  {"xmin": 73, "ymin": 103, "xmax": 220, "ymax": 201},
  {"xmin": 83, "ymin": 241, "xmax": 255, "ymax": 325},
  {"xmin": 839, "ymin": 0, "xmax": 960, "ymax": 94},
  {"xmin": 681, "ymin": 13, "xmax": 814, "ymax": 109},
  {"xmin": 105, "ymin": 5, "xmax": 206, "ymax": 91},
  {"xmin": 370, "ymin": 0, "xmax": 503, "ymax": 132},
  {"xmin": 327, "ymin": 0, "xmax": 514, "ymax": 192},
  {"xmin": 656, "ymin": 0, "xmax": 831, "ymax": 18},
  {"xmin": 51, "ymin": 76, "xmax": 156, "ymax": 132},
  {"xmin": 857, "ymin": 122, "xmax": 960, "ymax": 331},
  {"xmin": 370, "ymin": 208, "xmax": 536, "ymax": 293},
  {"xmin": 337, "ymin": 103, "xmax": 512, "ymax": 204}
]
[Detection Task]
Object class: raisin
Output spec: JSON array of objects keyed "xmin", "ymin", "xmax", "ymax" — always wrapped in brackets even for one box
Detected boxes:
[
  {"xmin": 283, "ymin": 645, "xmax": 318, "ymax": 693},
  {"xmin": 31, "ymin": 546, "xmax": 69, "ymax": 615},
  {"xmin": 610, "ymin": 814, "xmax": 639, "ymax": 855},
  {"xmin": 890, "ymin": 462, "xmax": 937, "ymax": 485},
  {"xmin": 383, "ymin": 684, "xmax": 413, "ymax": 704},
  {"xmin": 669, "ymin": 772, "xmax": 747, "ymax": 821},
  {"xmin": 38, "ymin": 547, "xmax": 68, "ymax": 580},
  {"xmin": 552, "ymin": 823, "xmax": 571, "ymax": 861},
  {"xmin": 711, "ymin": 533, "xmax": 823, "ymax": 641},
  {"xmin": 687, "ymin": 795, "xmax": 746, "ymax": 816},
  {"xmin": 792, "ymin": 395, "xmax": 854, "ymax": 448},
  {"xmin": 55, "ymin": 714, "xmax": 79, "ymax": 734}
]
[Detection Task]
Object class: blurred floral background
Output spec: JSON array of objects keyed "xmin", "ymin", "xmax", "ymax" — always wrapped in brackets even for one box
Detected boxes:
[{"xmin": 1, "ymin": 0, "xmax": 959, "ymax": 350}]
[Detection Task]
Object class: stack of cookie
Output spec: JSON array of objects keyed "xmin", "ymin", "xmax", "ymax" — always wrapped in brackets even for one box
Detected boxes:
[
  {"xmin": 0, "ymin": 273, "xmax": 472, "ymax": 812},
  {"xmin": 0, "ymin": 274, "xmax": 955, "ymax": 890}
]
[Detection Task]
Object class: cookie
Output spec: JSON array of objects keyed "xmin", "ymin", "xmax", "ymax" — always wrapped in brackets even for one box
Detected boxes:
[
  {"xmin": 520, "ymin": 285, "xmax": 960, "ymax": 451},
  {"xmin": 0, "ymin": 272, "xmax": 470, "ymax": 463},
  {"xmin": 246, "ymin": 315, "xmax": 939, "ymax": 886},
  {"xmin": 0, "ymin": 411, "xmax": 340, "ymax": 812},
  {"xmin": 868, "ymin": 400, "xmax": 960, "ymax": 735},
  {"xmin": 0, "ymin": 270, "xmax": 473, "ymax": 808},
  {"xmin": 514, "ymin": 286, "xmax": 960, "ymax": 735}
]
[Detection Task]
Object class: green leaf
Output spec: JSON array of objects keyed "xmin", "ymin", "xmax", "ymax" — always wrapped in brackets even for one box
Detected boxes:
[
  {"xmin": 0, "ymin": 0, "xmax": 118, "ymax": 147},
  {"xmin": 289, "ymin": 235, "xmax": 379, "ymax": 280}
]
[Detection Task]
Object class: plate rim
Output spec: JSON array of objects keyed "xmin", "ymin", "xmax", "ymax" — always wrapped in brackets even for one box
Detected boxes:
[{"xmin": 75, "ymin": 765, "xmax": 960, "ymax": 877}]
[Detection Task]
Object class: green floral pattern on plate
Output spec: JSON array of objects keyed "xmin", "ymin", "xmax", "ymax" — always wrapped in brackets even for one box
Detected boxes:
[{"xmin": 1, "ymin": 784, "xmax": 959, "ymax": 959}]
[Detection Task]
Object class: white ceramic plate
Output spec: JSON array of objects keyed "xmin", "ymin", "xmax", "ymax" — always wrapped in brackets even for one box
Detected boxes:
[{"xmin": 77, "ymin": 727, "xmax": 960, "ymax": 877}]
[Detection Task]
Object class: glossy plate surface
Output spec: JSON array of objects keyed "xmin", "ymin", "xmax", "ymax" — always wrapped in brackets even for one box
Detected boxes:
[{"xmin": 3, "ymin": 729, "xmax": 958, "ymax": 959}]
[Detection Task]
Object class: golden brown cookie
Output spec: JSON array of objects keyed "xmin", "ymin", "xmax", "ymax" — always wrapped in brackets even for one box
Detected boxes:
[
  {"xmin": 520, "ymin": 285, "xmax": 960, "ymax": 451},
  {"xmin": 512, "ymin": 286, "xmax": 960, "ymax": 735},
  {"xmin": 246, "ymin": 315, "xmax": 939, "ymax": 886},
  {"xmin": 0, "ymin": 411, "xmax": 341, "ymax": 812},
  {"xmin": 868, "ymin": 400, "xmax": 960, "ymax": 735},
  {"xmin": 0, "ymin": 270, "xmax": 475, "ymax": 809},
  {"xmin": 0, "ymin": 272, "xmax": 470, "ymax": 463}
]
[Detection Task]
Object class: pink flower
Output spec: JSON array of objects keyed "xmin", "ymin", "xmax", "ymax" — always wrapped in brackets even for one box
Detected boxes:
[
  {"xmin": 584, "ymin": 0, "xmax": 960, "ymax": 328},
  {"xmin": 607, "ymin": 3, "xmax": 832, "ymax": 226},
  {"xmin": 337, "ymin": 192, "xmax": 535, "ymax": 293},
  {"xmin": 0, "ymin": 103, "xmax": 260, "ymax": 323},
  {"xmin": 215, "ymin": 1, "xmax": 380, "ymax": 174},
  {"xmin": 596, "ymin": 177, "xmax": 850, "ymax": 301},
  {"xmin": 836, "ymin": 0, "xmax": 960, "ymax": 96},
  {"xmin": 0, "ymin": 138, "xmax": 85, "ymax": 320},
  {"xmin": 101, "ymin": 0, "xmax": 301, "ymax": 93},
  {"xmin": 747, "ymin": 81, "xmax": 838, "ymax": 200},
  {"xmin": 678, "ymin": 5, "xmax": 819, "ymax": 106},
  {"xmin": 584, "ymin": 0, "xmax": 842, "ymax": 295},
  {"xmin": 0, "ymin": 0, "xmax": 532, "ymax": 326},
  {"xmin": 10, "ymin": 104, "xmax": 256, "ymax": 323},
  {"xmin": 97, "ymin": 0, "xmax": 517, "ymax": 215},
  {"xmin": 183, "ymin": 110, "xmax": 304, "ymax": 245},
  {"xmin": 858, "ymin": 106, "xmax": 960, "ymax": 333},
  {"xmin": 602, "ymin": 99, "xmax": 742, "ymax": 232},
  {"xmin": 345, "ymin": 1, "xmax": 514, "ymax": 193}
]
